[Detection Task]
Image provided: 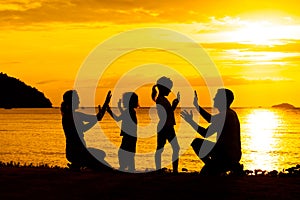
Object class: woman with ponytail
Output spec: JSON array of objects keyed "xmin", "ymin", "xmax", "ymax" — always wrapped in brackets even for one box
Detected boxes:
[{"xmin": 152, "ymin": 76, "xmax": 180, "ymax": 173}]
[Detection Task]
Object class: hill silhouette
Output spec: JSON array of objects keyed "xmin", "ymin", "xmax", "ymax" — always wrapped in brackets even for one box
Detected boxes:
[
  {"xmin": 0, "ymin": 73, "xmax": 52, "ymax": 108},
  {"xmin": 272, "ymin": 103, "xmax": 296, "ymax": 109}
]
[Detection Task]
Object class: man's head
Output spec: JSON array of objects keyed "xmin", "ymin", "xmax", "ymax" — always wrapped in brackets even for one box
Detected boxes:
[{"xmin": 213, "ymin": 88, "xmax": 234, "ymax": 110}]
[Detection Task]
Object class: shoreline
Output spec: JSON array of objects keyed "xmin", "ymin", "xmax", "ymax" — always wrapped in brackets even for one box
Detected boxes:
[{"xmin": 1, "ymin": 165, "xmax": 300, "ymax": 199}]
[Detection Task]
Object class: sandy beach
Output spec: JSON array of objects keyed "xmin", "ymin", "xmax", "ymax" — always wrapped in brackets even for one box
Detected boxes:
[{"xmin": 1, "ymin": 166, "xmax": 300, "ymax": 200}]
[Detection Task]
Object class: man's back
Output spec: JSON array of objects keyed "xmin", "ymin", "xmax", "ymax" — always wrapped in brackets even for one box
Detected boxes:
[{"xmin": 215, "ymin": 108, "xmax": 241, "ymax": 163}]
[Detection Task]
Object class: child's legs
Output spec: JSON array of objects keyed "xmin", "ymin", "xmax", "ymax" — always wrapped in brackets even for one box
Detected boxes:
[
  {"xmin": 170, "ymin": 137, "xmax": 179, "ymax": 161},
  {"xmin": 155, "ymin": 149, "xmax": 163, "ymax": 170},
  {"xmin": 118, "ymin": 148, "xmax": 127, "ymax": 171},
  {"xmin": 155, "ymin": 133, "xmax": 166, "ymax": 170},
  {"xmin": 167, "ymin": 128, "xmax": 180, "ymax": 172},
  {"xmin": 127, "ymin": 152, "xmax": 135, "ymax": 172},
  {"xmin": 119, "ymin": 136, "xmax": 137, "ymax": 171}
]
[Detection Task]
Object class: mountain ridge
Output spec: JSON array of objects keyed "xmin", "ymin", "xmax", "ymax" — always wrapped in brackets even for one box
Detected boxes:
[
  {"xmin": 271, "ymin": 103, "xmax": 296, "ymax": 109},
  {"xmin": 0, "ymin": 72, "xmax": 52, "ymax": 108}
]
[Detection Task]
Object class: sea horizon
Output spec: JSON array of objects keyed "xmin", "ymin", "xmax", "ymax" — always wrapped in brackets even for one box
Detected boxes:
[
  {"xmin": 0, "ymin": 107, "xmax": 299, "ymax": 172},
  {"xmin": 2, "ymin": 104, "xmax": 297, "ymax": 109}
]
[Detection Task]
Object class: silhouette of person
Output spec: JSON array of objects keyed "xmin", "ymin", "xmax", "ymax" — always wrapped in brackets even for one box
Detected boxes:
[
  {"xmin": 152, "ymin": 76, "xmax": 180, "ymax": 173},
  {"xmin": 181, "ymin": 88, "xmax": 242, "ymax": 176},
  {"xmin": 107, "ymin": 92, "xmax": 139, "ymax": 172},
  {"xmin": 61, "ymin": 90, "xmax": 112, "ymax": 171}
]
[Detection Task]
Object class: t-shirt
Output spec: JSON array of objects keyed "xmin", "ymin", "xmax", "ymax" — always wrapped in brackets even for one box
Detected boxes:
[
  {"xmin": 120, "ymin": 108, "xmax": 137, "ymax": 137},
  {"xmin": 62, "ymin": 112, "xmax": 86, "ymax": 162},
  {"xmin": 156, "ymin": 95, "xmax": 176, "ymax": 129},
  {"xmin": 207, "ymin": 108, "xmax": 242, "ymax": 163}
]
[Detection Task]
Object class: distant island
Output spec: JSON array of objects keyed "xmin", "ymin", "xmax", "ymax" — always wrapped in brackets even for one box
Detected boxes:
[
  {"xmin": 272, "ymin": 103, "xmax": 296, "ymax": 109},
  {"xmin": 0, "ymin": 73, "xmax": 52, "ymax": 108}
]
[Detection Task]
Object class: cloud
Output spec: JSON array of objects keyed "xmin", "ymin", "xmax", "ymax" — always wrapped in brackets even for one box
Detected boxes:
[
  {"xmin": 35, "ymin": 79, "xmax": 60, "ymax": 85},
  {"xmin": 0, "ymin": 61, "xmax": 22, "ymax": 65},
  {"xmin": 0, "ymin": 0, "xmax": 166, "ymax": 26},
  {"xmin": 2, "ymin": 0, "xmax": 300, "ymax": 27},
  {"xmin": 0, "ymin": 0, "xmax": 42, "ymax": 11},
  {"xmin": 170, "ymin": 74, "xmax": 293, "ymax": 87},
  {"xmin": 222, "ymin": 75, "xmax": 293, "ymax": 86},
  {"xmin": 201, "ymin": 41, "xmax": 300, "ymax": 65}
]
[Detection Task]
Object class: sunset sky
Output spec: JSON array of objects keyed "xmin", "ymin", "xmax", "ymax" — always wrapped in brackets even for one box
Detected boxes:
[{"xmin": 1, "ymin": 0, "xmax": 300, "ymax": 107}]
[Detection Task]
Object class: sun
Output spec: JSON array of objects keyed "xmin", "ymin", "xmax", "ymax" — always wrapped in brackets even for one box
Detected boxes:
[
  {"xmin": 229, "ymin": 20, "xmax": 284, "ymax": 45},
  {"xmin": 224, "ymin": 12, "xmax": 298, "ymax": 46},
  {"xmin": 192, "ymin": 12, "xmax": 299, "ymax": 46}
]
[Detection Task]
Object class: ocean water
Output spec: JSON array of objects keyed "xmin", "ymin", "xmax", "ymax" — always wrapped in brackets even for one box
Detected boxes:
[{"xmin": 0, "ymin": 107, "xmax": 299, "ymax": 172}]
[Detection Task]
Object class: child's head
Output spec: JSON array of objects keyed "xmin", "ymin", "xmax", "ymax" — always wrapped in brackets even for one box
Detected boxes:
[
  {"xmin": 151, "ymin": 76, "xmax": 173, "ymax": 101},
  {"xmin": 122, "ymin": 92, "xmax": 139, "ymax": 109}
]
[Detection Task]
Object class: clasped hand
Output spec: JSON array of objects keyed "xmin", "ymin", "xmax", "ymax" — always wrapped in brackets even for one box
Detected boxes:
[{"xmin": 97, "ymin": 91, "xmax": 112, "ymax": 121}]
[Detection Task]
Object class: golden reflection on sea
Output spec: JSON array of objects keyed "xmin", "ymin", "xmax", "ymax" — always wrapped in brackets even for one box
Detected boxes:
[{"xmin": 243, "ymin": 109, "xmax": 282, "ymax": 171}]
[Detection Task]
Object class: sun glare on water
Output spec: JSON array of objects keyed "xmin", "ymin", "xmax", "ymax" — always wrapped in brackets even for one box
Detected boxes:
[{"xmin": 244, "ymin": 109, "xmax": 281, "ymax": 171}]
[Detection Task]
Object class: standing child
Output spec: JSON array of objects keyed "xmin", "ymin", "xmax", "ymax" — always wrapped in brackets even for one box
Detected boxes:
[
  {"xmin": 107, "ymin": 92, "xmax": 139, "ymax": 172},
  {"xmin": 152, "ymin": 76, "xmax": 180, "ymax": 173}
]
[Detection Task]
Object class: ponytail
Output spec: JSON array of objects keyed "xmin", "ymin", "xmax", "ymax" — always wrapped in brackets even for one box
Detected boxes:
[
  {"xmin": 151, "ymin": 84, "xmax": 158, "ymax": 102},
  {"xmin": 152, "ymin": 76, "xmax": 173, "ymax": 102}
]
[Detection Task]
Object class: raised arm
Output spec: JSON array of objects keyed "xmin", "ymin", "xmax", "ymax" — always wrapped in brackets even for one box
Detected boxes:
[
  {"xmin": 106, "ymin": 106, "xmax": 122, "ymax": 122},
  {"xmin": 97, "ymin": 91, "xmax": 112, "ymax": 121},
  {"xmin": 193, "ymin": 90, "xmax": 212, "ymax": 123},
  {"xmin": 172, "ymin": 92, "xmax": 180, "ymax": 111},
  {"xmin": 180, "ymin": 110, "xmax": 207, "ymax": 137},
  {"xmin": 117, "ymin": 99, "xmax": 124, "ymax": 113}
]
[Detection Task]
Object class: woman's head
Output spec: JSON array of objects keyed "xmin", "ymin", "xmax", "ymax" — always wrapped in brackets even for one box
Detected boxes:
[
  {"xmin": 123, "ymin": 92, "xmax": 139, "ymax": 109},
  {"xmin": 61, "ymin": 90, "xmax": 80, "ymax": 114},
  {"xmin": 151, "ymin": 76, "xmax": 173, "ymax": 101}
]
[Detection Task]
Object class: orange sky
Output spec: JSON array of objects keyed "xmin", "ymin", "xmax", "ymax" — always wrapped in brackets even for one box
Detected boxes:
[{"xmin": 1, "ymin": 0, "xmax": 300, "ymax": 107}]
